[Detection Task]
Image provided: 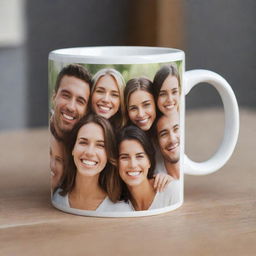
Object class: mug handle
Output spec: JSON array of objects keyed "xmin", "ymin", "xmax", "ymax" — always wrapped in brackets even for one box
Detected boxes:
[{"xmin": 184, "ymin": 70, "xmax": 239, "ymax": 175}]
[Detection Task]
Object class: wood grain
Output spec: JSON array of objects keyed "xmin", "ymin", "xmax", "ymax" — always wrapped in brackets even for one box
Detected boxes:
[{"xmin": 0, "ymin": 109, "xmax": 255, "ymax": 256}]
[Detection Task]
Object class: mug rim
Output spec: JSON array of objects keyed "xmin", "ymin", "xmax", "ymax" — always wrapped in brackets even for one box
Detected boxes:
[{"xmin": 49, "ymin": 46, "xmax": 184, "ymax": 64}]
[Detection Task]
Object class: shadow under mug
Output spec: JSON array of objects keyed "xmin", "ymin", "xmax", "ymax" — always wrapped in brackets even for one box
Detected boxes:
[{"xmin": 48, "ymin": 46, "xmax": 239, "ymax": 217}]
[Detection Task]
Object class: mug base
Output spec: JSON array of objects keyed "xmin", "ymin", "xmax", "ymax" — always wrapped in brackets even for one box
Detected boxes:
[{"xmin": 51, "ymin": 200, "xmax": 183, "ymax": 218}]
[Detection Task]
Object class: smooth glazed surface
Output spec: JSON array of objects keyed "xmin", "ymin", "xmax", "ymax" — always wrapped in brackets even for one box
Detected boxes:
[{"xmin": 49, "ymin": 46, "xmax": 184, "ymax": 64}]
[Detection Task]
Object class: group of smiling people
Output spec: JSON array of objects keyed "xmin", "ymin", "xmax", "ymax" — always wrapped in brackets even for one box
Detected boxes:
[{"xmin": 50, "ymin": 63, "xmax": 181, "ymax": 212}]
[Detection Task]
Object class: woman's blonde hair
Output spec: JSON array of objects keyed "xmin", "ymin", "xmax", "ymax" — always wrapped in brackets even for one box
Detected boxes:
[{"xmin": 91, "ymin": 68, "xmax": 126, "ymax": 130}]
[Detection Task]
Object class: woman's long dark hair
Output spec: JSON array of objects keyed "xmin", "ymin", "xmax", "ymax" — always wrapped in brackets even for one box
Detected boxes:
[
  {"xmin": 117, "ymin": 125, "xmax": 156, "ymax": 202},
  {"xmin": 153, "ymin": 64, "xmax": 181, "ymax": 117},
  {"xmin": 60, "ymin": 114, "xmax": 121, "ymax": 202}
]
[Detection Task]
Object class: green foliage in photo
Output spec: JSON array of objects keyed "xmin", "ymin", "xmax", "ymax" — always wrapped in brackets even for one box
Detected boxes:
[{"xmin": 48, "ymin": 60, "xmax": 183, "ymax": 109}]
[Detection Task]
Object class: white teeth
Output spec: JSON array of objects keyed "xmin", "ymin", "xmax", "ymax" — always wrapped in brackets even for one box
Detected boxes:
[
  {"xmin": 63, "ymin": 113, "xmax": 74, "ymax": 120},
  {"xmin": 167, "ymin": 143, "xmax": 179, "ymax": 151},
  {"xmin": 82, "ymin": 160, "xmax": 97, "ymax": 166},
  {"xmin": 127, "ymin": 171, "xmax": 140, "ymax": 176},
  {"xmin": 137, "ymin": 118, "xmax": 148, "ymax": 124},
  {"xmin": 99, "ymin": 105, "xmax": 111, "ymax": 111},
  {"xmin": 51, "ymin": 171, "xmax": 55, "ymax": 177},
  {"xmin": 165, "ymin": 104, "xmax": 174, "ymax": 109}
]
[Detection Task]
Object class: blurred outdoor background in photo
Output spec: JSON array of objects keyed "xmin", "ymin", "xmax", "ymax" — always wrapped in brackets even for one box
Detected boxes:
[{"xmin": 0, "ymin": 0, "xmax": 255, "ymax": 131}]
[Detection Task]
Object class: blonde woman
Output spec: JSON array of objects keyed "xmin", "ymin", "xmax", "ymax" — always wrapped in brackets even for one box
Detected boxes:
[{"xmin": 91, "ymin": 68, "xmax": 126, "ymax": 130}]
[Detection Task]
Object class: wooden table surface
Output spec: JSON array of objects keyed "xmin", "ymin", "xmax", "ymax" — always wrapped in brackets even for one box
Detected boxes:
[{"xmin": 0, "ymin": 109, "xmax": 255, "ymax": 256}]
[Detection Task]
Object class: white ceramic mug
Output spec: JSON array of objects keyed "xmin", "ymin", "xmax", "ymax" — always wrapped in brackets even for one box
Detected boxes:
[{"xmin": 48, "ymin": 46, "xmax": 239, "ymax": 217}]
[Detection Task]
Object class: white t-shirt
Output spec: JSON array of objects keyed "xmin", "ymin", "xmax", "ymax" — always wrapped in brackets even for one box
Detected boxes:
[
  {"xmin": 52, "ymin": 188, "xmax": 132, "ymax": 212},
  {"xmin": 149, "ymin": 179, "xmax": 180, "ymax": 209},
  {"xmin": 128, "ymin": 180, "xmax": 180, "ymax": 210},
  {"xmin": 154, "ymin": 146, "xmax": 166, "ymax": 174}
]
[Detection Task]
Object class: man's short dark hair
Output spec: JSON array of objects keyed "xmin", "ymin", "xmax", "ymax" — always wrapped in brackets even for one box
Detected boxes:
[{"xmin": 54, "ymin": 64, "xmax": 92, "ymax": 93}]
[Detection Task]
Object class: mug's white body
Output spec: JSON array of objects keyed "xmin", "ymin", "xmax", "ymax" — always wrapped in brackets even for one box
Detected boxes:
[{"xmin": 49, "ymin": 47, "xmax": 238, "ymax": 217}]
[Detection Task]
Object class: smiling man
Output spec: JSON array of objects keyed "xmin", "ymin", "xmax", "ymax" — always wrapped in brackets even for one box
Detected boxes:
[
  {"xmin": 50, "ymin": 134, "xmax": 65, "ymax": 191},
  {"xmin": 156, "ymin": 112, "xmax": 180, "ymax": 179},
  {"xmin": 50, "ymin": 64, "xmax": 92, "ymax": 140}
]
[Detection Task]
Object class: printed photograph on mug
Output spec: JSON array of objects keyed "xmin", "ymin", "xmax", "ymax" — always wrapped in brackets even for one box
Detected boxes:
[{"xmin": 48, "ymin": 60, "xmax": 182, "ymax": 216}]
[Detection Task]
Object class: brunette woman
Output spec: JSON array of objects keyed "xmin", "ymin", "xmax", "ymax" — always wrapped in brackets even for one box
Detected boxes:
[
  {"xmin": 124, "ymin": 77, "xmax": 156, "ymax": 133},
  {"xmin": 53, "ymin": 114, "xmax": 130, "ymax": 212},
  {"xmin": 153, "ymin": 64, "xmax": 181, "ymax": 117},
  {"xmin": 117, "ymin": 126, "xmax": 179, "ymax": 211}
]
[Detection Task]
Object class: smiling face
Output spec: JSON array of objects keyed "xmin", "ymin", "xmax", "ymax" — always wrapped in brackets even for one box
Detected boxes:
[
  {"xmin": 128, "ymin": 90, "xmax": 156, "ymax": 131},
  {"xmin": 72, "ymin": 122, "xmax": 107, "ymax": 177},
  {"xmin": 91, "ymin": 75, "xmax": 120, "ymax": 119},
  {"xmin": 52, "ymin": 75, "xmax": 90, "ymax": 136},
  {"xmin": 119, "ymin": 139, "xmax": 151, "ymax": 187},
  {"xmin": 50, "ymin": 135, "xmax": 65, "ymax": 190},
  {"xmin": 157, "ymin": 114, "xmax": 180, "ymax": 164},
  {"xmin": 157, "ymin": 75, "xmax": 179, "ymax": 116}
]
